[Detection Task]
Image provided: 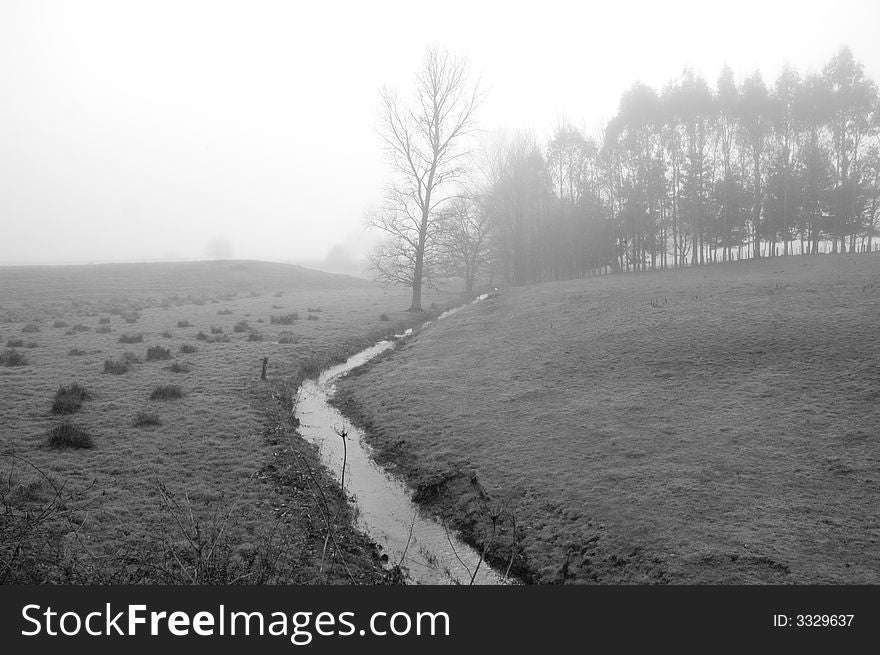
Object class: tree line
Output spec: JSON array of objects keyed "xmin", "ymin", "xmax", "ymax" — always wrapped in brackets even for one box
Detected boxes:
[{"xmin": 369, "ymin": 46, "xmax": 880, "ymax": 309}]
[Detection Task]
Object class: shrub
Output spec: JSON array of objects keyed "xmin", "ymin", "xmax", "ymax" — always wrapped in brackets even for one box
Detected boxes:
[
  {"xmin": 71, "ymin": 324, "xmax": 90, "ymax": 332},
  {"xmin": 51, "ymin": 384, "xmax": 89, "ymax": 414},
  {"xmin": 133, "ymin": 411, "xmax": 162, "ymax": 427},
  {"xmin": 67, "ymin": 347, "xmax": 86, "ymax": 356},
  {"xmin": 307, "ymin": 314, "xmax": 319, "ymax": 321},
  {"xmin": 167, "ymin": 362, "xmax": 191, "ymax": 373},
  {"xmin": 22, "ymin": 324, "xmax": 40, "ymax": 333},
  {"xmin": 98, "ymin": 317, "xmax": 111, "ymax": 324},
  {"xmin": 233, "ymin": 320, "xmax": 250, "ymax": 333},
  {"xmin": 146, "ymin": 345, "xmax": 172, "ymax": 361},
  {"xmin": 307, "ymin": 307, "xmax": 323, "ymax": 313},
  {"xmin": 217, "ymin": 309, "xmax": 233, "ymax": 315},
  {"xmin": 270, "ymin": 313, "xmax": 299, "ymax": 325},
  {"xmin": 208, "ymin": 334, "xmax": 230, "ymax": 343},
  {"xmin": 195, "ymin": 331, "xmax": 209, "ymax": 341},
  {"xmin": 6, "ymin": 338, "xmax": 24, "ymax": 347},
  {"xmin": 103, "ymin": 358, "xmax": 130, "ymax": 374},
  {"xmin": 379, "ymin": 313, "xmax": 390, "ymax": 321},
  {"xmin": 277, "ymin": 333, "xmax": 297, "ymax": 344},
  {"xmin": 47, "ymin": 422, "xmax": 93, "ymax": 449},
  {"xmin": 96, "ymin": 325, "xmax": 112, "ymax": 334},
  {"xmin": 161, "ymin": 330, "xmax": 173, "ymax": 338},
  {"xmin": 177, "ymin": 320, "xmax": 191, "ymax": 328},
  {"xmin": 150, "ymin": 385, "xmax": 184, "ymax": 400},
  {"xmin": 53, "ymin": 320, "xmax": 69, "ymax": 328},
  {"xmin": 179, "ymin": 344, "xmax": 197, "ymax": 354},
  {"xmin": 25, "ymin": 341, "xmax": 38, "ymax": 349},
  {"xmin": 0, "ymin": 349, "xmax": 28, "ymax": 367},
  {"xmin": 210, "ymin": 326, "xmax": 223, "ymax": 334},
  {"xmin": 247, "ymin": 331, "xmax": 263, "ymax": 342},
  {"xmin": 119, "ymin": 333, "xmax": 143, "ymax": 344},
  {"xmin": 123, "ymin": 351, "xmax": 141, "ymax": 364}
]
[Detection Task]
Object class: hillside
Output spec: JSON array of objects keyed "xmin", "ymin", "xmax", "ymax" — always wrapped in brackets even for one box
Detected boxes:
[
  {"xmin": 334, "ymin": 254, "xmax": 880, "ymax": 584},
  {"xmin": 0, "ymin": 260, "xmax": 372, "ymax": 325}
]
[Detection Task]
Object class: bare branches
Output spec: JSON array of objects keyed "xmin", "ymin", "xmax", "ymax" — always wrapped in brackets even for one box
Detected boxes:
[{"xmin": 369, "ymin": 45, "xmax": 483, "ymax": 309}]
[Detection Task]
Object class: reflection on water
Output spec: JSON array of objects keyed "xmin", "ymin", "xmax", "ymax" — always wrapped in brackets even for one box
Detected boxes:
[{"xmin": 294, "ymin": 296, "xmax": 505, "ymax": 584}]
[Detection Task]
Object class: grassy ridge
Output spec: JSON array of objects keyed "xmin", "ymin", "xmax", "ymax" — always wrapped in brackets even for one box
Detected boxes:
[{"xmin": 334, "ymin": 255, "xmax": 880, "ymax": 584}]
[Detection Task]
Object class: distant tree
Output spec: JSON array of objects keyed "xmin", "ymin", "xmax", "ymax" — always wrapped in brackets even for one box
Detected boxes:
[
  {"xmin": 739, "ymin": 72, "xmax": 772, "ymax": 258},
  {"xmin": 437, "ymin": 195, "xmax": 492, "ymax": 293},
  {"xmin": 822, "ymin": 47, "xmax": 878, "ymax": 253},
  {"xmin": 206, "ymin": 237, "xmax": 233, "ymax": 260},
  {"xmin": 369, "ymin": 46, "xmax": 482, "ymax": 310},
  {"xmin": 794, "ymin": 73, "xmax": 834, "ymax": 254}
]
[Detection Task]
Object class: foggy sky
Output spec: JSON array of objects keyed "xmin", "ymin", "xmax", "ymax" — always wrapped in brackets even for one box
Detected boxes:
[{"xmin": 1, "ymin": 0, "xmax": 878, "ymax": 266}]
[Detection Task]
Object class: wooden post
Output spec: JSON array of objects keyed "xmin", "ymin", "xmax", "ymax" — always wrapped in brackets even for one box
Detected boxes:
[{"xmin": 261, "ymin": 357, "xmax": 268, "ymax": 380}]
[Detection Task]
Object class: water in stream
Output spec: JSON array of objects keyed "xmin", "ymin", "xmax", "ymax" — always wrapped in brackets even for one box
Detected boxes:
[{"xmin": 294, "ymin": 294, "xmax": 505, "ymax": 585}]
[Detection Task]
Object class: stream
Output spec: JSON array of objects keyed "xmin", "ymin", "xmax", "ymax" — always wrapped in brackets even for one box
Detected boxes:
[{"xmin": 293, "ymin": 294, "xmax": 507, "ymax": 584}]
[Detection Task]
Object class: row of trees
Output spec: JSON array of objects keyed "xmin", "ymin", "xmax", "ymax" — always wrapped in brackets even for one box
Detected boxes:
[{"xmin": 369, "ymin": 46, "xmax": 880, "ymax": 308}]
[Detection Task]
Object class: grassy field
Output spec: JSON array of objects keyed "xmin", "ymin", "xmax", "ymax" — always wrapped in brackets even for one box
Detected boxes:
[
  {"xmin": 0, "ymin": 260, "xmax": 455, "ymax": 583},
  {"xmin": 334, "ymin": 255, "xmax": 880, "ymax": 584}
]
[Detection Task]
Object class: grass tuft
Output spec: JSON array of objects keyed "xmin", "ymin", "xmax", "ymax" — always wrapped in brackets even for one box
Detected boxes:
[
  {"xmin": 51, "ymin": 383, "xmax": 89, "ymax": 414},
  {"xmin": 179, "ymin": 344, "xmax": 197, "ymax": 354},
  {"xmin": 0, "ymin": 349, "xmax": 29, "ymax": 367},
  {"xmin": 177, "ymin": 320, "xmax": 191, "ymax": 328},
  {"xmin": 133, "ymin": 411, "xmax": 162, "ymax": 427},
  {"xmin": 150, "ymin": 385, "xmax": 184, "ymax": 401},
  {"xmin": 103, "ymin": 358, "xmax": 130, "ymax": 374},
  {"xmin": 22, "ymin": 324, "xmax": 40, "ymax": 333},
  {"xmin": 119, "ymin": 333, "xmax": 143, "ymax": 344},
  {"xmin": 47, "ymin": 422, "xmax": 93, "ymax": 449},
  {"xmin": 146, "ymin": 345, "xmax": 173, "ymax": 361},
  {"xmin": 270, "ymin": 313, "xmax": 299, "ymax": 325}
]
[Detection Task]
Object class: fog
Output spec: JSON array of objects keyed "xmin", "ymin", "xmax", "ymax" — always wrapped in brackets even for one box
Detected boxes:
[{"xmin": 1, "ymin": 0, "xmax": 877, "ymax": 267}]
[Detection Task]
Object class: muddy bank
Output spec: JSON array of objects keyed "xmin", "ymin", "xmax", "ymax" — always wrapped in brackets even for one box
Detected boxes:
[
  {"xmin": 257, "ymin": 297, "xmax": 477, "ymax": 584},
  {"xmin": 330, "ymin": 365, "xmax": 535, "ymax": 584},
  {"xmin": 254, "ymin": 380, "xmax": 394, "ymax": 584}
]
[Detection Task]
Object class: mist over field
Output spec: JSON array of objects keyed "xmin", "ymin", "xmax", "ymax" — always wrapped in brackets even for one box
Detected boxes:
[{"xmin": 1, "ymin": 0, "xmax": 878, "ymax": 267}]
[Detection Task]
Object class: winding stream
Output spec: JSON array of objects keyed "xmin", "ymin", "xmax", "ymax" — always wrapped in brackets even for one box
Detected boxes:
[{"xmin": 294, "ymin": 294, "xmax": 506, "ymax": 585}]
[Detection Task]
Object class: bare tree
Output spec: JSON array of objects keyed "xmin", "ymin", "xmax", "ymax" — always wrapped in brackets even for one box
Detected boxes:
[
  {"xmin": 437, "ymin": 194, "xmax": 492, "ymax": 293},
  {"xmin": 369, "ymin": 46, "xmax": 482, "ymax": 310}
]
